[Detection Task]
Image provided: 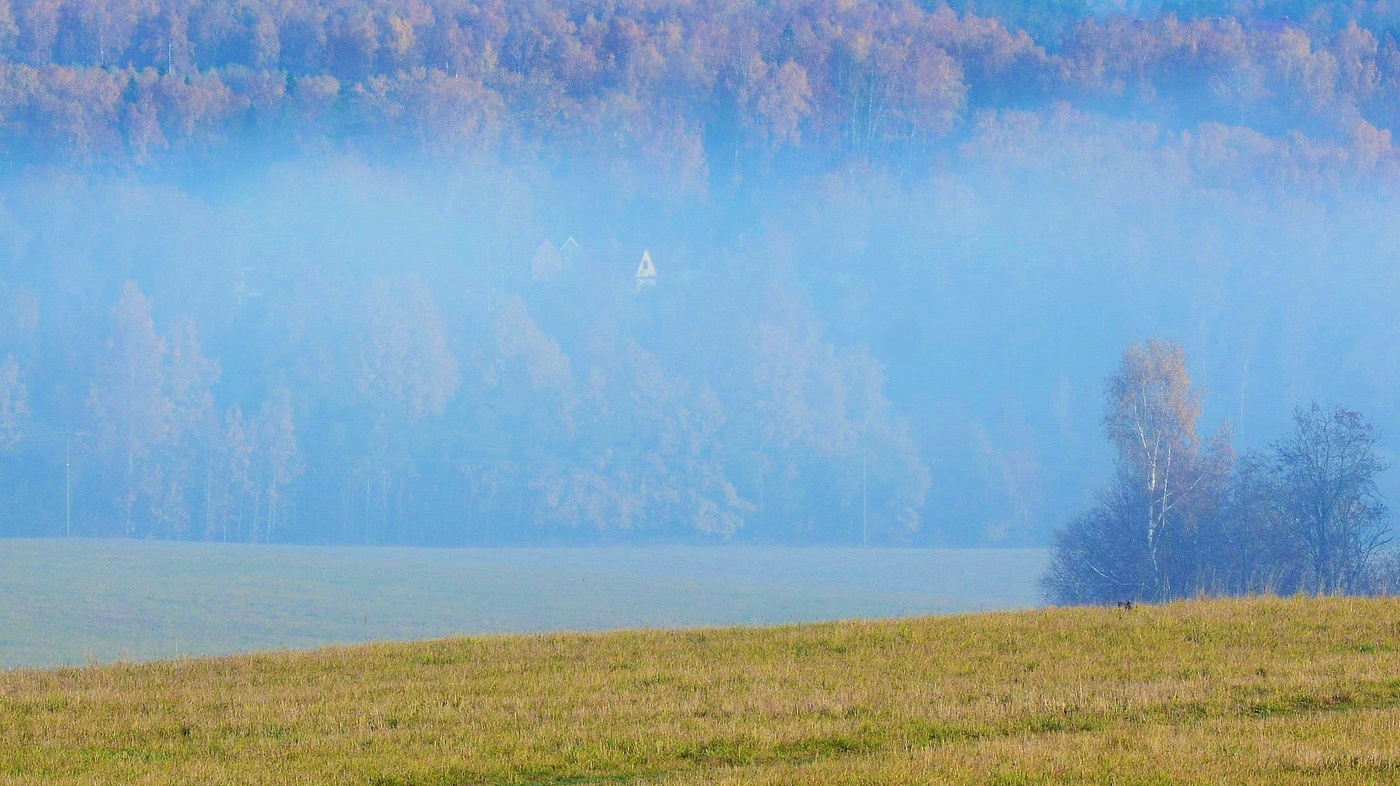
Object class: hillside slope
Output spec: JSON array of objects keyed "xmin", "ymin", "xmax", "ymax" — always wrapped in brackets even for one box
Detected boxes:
[{"xmin": 2, "ymin": 597, "xmax": 1398, "ymax": 784}]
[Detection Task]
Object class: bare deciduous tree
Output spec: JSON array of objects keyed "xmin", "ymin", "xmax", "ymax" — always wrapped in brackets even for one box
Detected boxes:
[
  {"xmin": 1275, "ymin": 402, "xmax": 1390, "ymax": 594},
  {"xmin": 1042, "ymin": 471, "xmax": 1153, "ymax": 603},
  {"xmin": 1201, "ymin": 450, "xmax": 1303, "ymax": 596}
]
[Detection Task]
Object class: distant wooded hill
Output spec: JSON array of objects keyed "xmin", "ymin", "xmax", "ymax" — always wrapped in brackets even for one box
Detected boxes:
[
  {"xmin": 2, "ymin": 0, "xmax": 1400, "ymax": 184},
  {"xmin": 5, "ymin": 1, "xmax": 1400, "ymax": 547}
]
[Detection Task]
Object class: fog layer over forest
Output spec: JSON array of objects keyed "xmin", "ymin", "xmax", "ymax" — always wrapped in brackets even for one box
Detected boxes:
[{"xmin": 2, "ymin": 0, "xmax": 1400, "ymax": 547}]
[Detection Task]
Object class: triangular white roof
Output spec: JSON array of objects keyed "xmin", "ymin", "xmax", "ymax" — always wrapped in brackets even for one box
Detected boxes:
[{"xmin": 532, "ymin": 239, "xmax": 563, "ymax": 281}]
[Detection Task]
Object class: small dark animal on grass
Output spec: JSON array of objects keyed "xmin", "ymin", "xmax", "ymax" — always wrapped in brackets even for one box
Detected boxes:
[{"xmin": 1116, "ymin": 600, "xmax": 1134, "ymax": 610}]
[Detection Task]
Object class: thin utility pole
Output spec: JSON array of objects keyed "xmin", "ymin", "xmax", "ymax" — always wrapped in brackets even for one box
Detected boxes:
[
  {"xmin": 1238, "ymin": 355, "xmax": 1250, "ymax": 444},
  {"xmin": 64, "ymin": 432, "xmax": 72, "ymax": 538}
]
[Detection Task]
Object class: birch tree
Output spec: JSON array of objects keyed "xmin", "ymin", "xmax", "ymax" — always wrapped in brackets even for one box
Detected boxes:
[
  {"xmin": 1046, "ymin": 339, "xmax": 1231, "ymax": 604},
  {"xmin": 254, "ymin": 389, "xmax": 302, "ymax": 543},
  {"xmin": 156, "ymin": 315, "xmax": 220, "ymax": 539},
  {"xmin": 87, "ymin": 282, "xmax": 170, "ymax": 536},
  {"xmin": 1103, "ymin": 339, "xmax": 1231, "ymax": 599}
]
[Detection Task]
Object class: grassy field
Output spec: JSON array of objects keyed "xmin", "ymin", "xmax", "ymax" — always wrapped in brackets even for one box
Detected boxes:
[
  {"xmin": 0, "ymin": 596, "xmax": 1397, "ymax": 784},
  {"xmin": 0, "ymin": 539, "xmax": 1047, "ymax": 670}
]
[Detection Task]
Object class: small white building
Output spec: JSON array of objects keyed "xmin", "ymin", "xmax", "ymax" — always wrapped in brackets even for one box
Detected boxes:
[{"xmin": 635, "ymin": 249, "xmax": 657, "ymax": 291}]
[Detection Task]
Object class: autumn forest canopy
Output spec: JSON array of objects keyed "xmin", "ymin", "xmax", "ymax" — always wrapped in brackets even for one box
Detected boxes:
[{"xmin": 3, "ymin": 0, "xmax": 1400, "ymax": 549}]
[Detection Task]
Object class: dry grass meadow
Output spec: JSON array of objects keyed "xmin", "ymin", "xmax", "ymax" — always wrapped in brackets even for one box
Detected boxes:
[{"xmin": 1, "ymin": 595, "xmax": 1398, "ymax": 784}]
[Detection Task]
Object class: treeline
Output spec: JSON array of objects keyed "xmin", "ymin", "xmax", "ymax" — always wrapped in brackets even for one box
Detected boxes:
[
  {"xmin": 0, "ymin": 265, "xmax": 929, "ymax": 544},
  {"xmin": 1044, "ymin": 340, "xmax": 1395, "ymax": 603},
  {"xmin": 4, "ymin": 0, "xmax": 1400, "ymax": 182},
  {"xmin": 1, "ymin": 283, "xmax": 304, "ymax": 541}
]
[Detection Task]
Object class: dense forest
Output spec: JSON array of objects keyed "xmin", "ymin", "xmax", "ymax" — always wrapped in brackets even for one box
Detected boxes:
[
  {"xmin": 5, "ymin": 0, "xmax": 1400, "ymax": 176},
  {"xmin": 4, "ymin": 0, "xmax": 1400, "ymax": 545}
]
